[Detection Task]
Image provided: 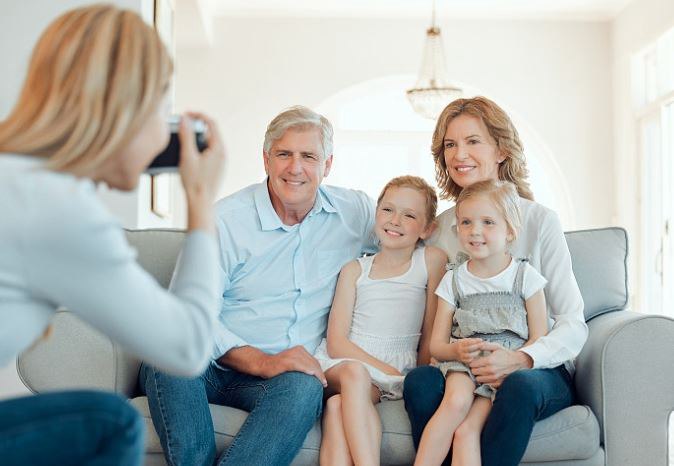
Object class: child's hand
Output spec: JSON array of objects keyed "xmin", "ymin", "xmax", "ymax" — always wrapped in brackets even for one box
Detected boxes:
[
  {"xmin": 455, "ymin": 338, "xmax": 484, "ymax": 364},
  {"xmin": 382, "ymin": 364, "xmax": 403, "ymax": 376}
]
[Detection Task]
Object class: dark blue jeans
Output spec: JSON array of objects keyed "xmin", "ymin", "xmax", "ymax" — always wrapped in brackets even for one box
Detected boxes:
[
  {"xmin": 140, "ymin": 362, "xmax": 324, "ymax": 466},
  {"xmin": 403, "ymin": 365, "xmax": 574, "ymax": 466},
  {"xmin": 0, "ymin": 390, "xmax": 144, "ymax": 466}
]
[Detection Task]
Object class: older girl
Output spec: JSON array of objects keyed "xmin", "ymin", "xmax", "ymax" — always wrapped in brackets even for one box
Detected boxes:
[{"xmin": 315, "ymin": 176, "xmax": 447, "ymax": 466}]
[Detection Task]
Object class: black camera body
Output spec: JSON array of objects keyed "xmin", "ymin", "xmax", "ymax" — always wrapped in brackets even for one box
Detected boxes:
[{"xmin": 146, "ymin": 117, "xmax": 208, "ymax": 174}]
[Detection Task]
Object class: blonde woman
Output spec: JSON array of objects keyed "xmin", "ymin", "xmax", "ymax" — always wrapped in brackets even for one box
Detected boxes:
[
  {"xmin": 0, "ymin": 5, "xmax": 225, "ymax": 465},
  {"xmin": 403, "ymin": 97, "xmax": 587, "ymax": 466}
]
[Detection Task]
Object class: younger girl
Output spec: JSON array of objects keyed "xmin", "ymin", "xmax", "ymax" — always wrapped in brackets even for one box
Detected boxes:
[
  {"xmin": 414, "ymin": 179, "xmax": 549, "ymax": 466},
  {"xmin": 314, "ymin": 176, "xmax": 447, "ymax": 466}
]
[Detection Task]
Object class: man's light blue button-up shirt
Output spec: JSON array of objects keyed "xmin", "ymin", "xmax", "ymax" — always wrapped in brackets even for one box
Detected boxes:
[{"xmin": 212, "ymin": 181, "xmax": 376, "ymax": 360}]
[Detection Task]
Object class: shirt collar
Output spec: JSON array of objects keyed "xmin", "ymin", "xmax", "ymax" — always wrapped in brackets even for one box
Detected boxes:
[
  {"xmin": 315, "ymin": 185, "xmax": 338, "ymax": 214},
  {"xmin": 253, "ymin": 180, "xmax": 337, "ymax": 231}
]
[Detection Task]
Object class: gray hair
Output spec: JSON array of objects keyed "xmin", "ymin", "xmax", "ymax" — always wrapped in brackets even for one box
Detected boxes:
[{"xmin": 263, "ymin": 106, "xmax": 334, "ymax": 158}]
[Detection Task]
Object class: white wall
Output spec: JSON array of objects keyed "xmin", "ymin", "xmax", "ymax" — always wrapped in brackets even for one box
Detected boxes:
[
  {"xmin": 612, "ymin": 0, "xmax": 674, "ymax": 304},
  {"xmin": 175, "ymin": 16, "xmax": 613, "ymax": 230}
]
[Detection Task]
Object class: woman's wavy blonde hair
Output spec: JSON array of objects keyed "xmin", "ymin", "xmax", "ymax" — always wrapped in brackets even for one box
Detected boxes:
[
  {"xmin": 431, "ymin": 96, "xmax": 533, "ymax": 202},
  {"xmin": 0, "ymin": 4, "xmax": 172, "ymax": 175}
]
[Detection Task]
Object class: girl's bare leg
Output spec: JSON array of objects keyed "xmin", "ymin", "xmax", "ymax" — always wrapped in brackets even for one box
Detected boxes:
[
  {"xmin": 320, "ymin": 394, "xmax": 353, "ymax": 466},
  {"xmin": 451, "ymin": 396, "xmax": 492, "ymax": 466},
  {"xmin": 323, "ymin": 362, "xmax": 382, "ymax": 466},
  {"xmin": 414, "ymin": 373, "xmax": 476, "ymax": 466}
]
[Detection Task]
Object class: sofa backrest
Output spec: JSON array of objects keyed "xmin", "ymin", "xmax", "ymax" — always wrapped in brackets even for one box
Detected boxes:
[
  {"xmin": 17, "ymin": 227, "xmax": 629, "ymax": 397},
  {"xmin": 564, "ymin": 227, "xmax": 628, "ymax": 320}
]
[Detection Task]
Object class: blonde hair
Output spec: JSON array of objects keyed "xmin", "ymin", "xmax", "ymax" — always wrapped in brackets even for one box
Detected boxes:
[
  {"xmin": 377, "ymin": 175, "xmax": 438, "ymax": 228},
  {"xmin": 0, "ymin": 4, "xmax": 172, "ymax": 175},
  {"xmin": 263, "ymin": 105, "xmax": 333, "ymax": 159},
  {"xmin": 431, "ymin": 96, "xmax": 533, "ymax": 202},
  {"xmin": 456, "ymin": 179, "xmax": 522, "ymax": 241}
]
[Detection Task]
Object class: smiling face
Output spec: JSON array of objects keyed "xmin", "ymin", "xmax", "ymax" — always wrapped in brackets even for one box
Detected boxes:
[
  {"xmin": 443, "ymin": 114, "xmax": 504, "ymax": 189},
  {"xmin": 456, "ymin": 194, "xmax": 513, "ymax": 261},
  {"xmin": 375, "ymin": 186, "xmax": 432, "ymax": 250},
  {"xmin": 264, "ymin": 127, "xmax": 333, "ymax": 223}
]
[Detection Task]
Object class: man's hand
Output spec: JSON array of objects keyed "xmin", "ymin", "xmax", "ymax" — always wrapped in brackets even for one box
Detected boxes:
[
  {"xmin": 218, "ymin": 345, "xmax": 327, "ymax": 387},
  {"xmin": 455, "ymin": 338, "xmax": 484, "ymax": 364},
  {"xmin": 469, "ymin": 342, "xmax": 533, "ymax": 386}
]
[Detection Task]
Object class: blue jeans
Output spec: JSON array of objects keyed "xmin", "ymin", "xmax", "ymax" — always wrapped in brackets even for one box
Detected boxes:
[
  {"xmin": 0, "ymin": 390, "xmax": 144, "ymax": 466},
  {"xmin": 139, "ymin": 362, "xmax": 323, "ymax": 466},
  {"xmin": 403, "ymin": 365, "xmax": 574, "ymax": 466}
]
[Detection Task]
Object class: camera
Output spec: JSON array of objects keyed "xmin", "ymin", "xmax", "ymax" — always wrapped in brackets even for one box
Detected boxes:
[{"xmin": 146, "ymin": 116, "xmax": 208, "ymax": 174}]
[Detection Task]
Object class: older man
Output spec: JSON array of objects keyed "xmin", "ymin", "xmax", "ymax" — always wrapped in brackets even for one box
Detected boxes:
[{"xmin": 140, "ymin": 106, "xmax": 375, "ymax": 466}]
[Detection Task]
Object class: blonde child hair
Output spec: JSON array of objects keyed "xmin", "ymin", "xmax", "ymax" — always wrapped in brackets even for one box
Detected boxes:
[
  {"xmin": 455, "ymin": 179, "xmax": 522, "ymax": 242},
  {"xmin": 377, "ymin": 175, "xmax": 438, "ymax": 228},
  {"xmin": 0, "ymin": 5, "xmax": 172, "ymax": 176}
]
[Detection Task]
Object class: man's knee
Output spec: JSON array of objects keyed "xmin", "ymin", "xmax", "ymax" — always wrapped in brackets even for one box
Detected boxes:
[
  {"xmin": 139, "ymin": 362, "xmax": 206, "ymax": 397},
  {"xmin": 271, "ymin": 372, "xmax": 323, "ymax": 414}
]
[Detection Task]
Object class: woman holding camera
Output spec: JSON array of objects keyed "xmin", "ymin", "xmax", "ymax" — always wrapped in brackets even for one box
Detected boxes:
[{"xmin": 0, "ymin": 5, "xmax": 225, "ymax": 465}]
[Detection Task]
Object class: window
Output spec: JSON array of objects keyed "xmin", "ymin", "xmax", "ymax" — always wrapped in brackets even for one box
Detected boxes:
[
  {"xmin": 633, "ymin": 28, "xmax": 674, "ymax": 109},
  {"xmin": 633, "ymin": 26, "xmax": 674, "ymax": 317}
]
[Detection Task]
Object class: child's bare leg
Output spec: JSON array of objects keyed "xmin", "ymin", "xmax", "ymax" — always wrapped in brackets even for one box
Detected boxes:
[
  {"xmin": 414, "ymin": 373, "xmax": 476, "ymax": 466},
  {"xmin": 320, "ymin": 394, "xmax": 353, "ymax": 466},
  {"xmin": 451, "ymin": 396, "xmax": 492, "ymax": 466},
  {"xmin": 324, "ymin": 362, "xmax": 381, "ymax": 466}
]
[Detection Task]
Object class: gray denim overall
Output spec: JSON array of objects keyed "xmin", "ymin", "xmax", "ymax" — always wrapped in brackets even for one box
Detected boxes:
[{"xmin": 436, "ymin": 258, "xmax": 530, "ymax": 398}]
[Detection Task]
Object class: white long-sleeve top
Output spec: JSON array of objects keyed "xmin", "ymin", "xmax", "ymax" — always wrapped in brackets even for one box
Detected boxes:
[
  {"xmin": 0, "ymin": 154, "xmax": 219, "ymax": 377},
  {"xmin": 428, "ymin": 198, "xmax": 588, "ymax": 373}
]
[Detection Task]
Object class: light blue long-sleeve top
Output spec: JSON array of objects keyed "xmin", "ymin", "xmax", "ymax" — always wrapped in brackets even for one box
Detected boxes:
[
  {"xmin": 212, "ymin": 180, "xmax": 376, "ymax": 359},
  {"xmin": 0, "ymin": 154, "xmax": 220, "ymax": 376}
]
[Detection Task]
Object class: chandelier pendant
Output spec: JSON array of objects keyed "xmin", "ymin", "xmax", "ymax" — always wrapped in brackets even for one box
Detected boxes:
[{"xmin": 406, "ymin": 1, "xmax": 463, "ymax": 120}]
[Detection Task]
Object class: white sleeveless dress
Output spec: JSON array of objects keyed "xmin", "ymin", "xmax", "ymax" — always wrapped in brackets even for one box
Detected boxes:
[{"xmin": 314, "ymin": 246, "xmax": 428, "ymax": 400}]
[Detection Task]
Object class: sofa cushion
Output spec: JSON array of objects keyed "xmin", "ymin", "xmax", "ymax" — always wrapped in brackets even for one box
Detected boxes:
[
  {"xmin": 564, "ymin": 227, "xmax": 628, "ymax": 321},
  {"xmin": 523, "ymin": 404, "xmax": 600, "ymax": 461},
  {"xmin": 131, "ymin": 397, "xmax": 599, "ymax": 465}
]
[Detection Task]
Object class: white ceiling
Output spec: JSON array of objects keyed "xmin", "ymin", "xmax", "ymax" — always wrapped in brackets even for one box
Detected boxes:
[{"xmin": 198, "ymin": 0, "xmax": 635, "ymax": 21}]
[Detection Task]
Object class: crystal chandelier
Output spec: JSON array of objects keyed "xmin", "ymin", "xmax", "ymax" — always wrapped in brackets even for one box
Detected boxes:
[{"xmin": 406, "ymin": 1, "xmax": 462, "ymax": 120}]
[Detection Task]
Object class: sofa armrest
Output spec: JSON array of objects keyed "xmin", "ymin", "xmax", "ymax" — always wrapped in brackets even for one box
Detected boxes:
[
  {"xmin": 16, "ymin": 310, "xmax": 141, "ymax": 397},
  {"xmin": 575, "ymin": 310, "xmax": 674, "ymax": 466}
]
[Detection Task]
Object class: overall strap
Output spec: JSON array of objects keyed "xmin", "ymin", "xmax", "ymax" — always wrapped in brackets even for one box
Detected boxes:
[
  {"xmin": 511, "ymin": 258, "xmax": 528, "ymax": 296},
  {"xmin": 451, "ymin": 267, "xmax": 462, "ymax": 306}
]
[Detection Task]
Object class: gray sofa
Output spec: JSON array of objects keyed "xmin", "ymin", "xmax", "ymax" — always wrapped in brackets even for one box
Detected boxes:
[{"xmin": 16, "ymin": 227, "xmax": 674, "ymax": 466}]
